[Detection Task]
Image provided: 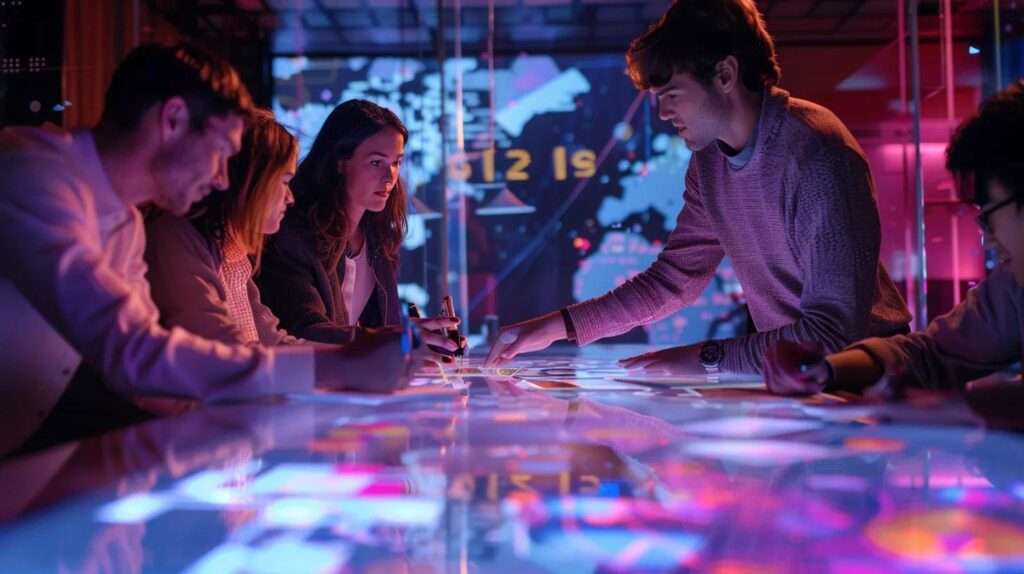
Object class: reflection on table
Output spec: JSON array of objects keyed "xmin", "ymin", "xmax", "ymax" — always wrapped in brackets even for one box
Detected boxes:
[{"xmin": 1, "ymin": 345, "xmax": 1023, "ymax": 573}]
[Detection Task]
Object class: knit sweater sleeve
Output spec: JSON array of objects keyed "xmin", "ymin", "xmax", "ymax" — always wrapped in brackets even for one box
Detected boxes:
[
  {"xmin": 567, "ymin": 162, "xmax": 724, "ymax": 345},
  {"xmin": 851, "ymin": 270, "xmax": 1021, "ymax": 390},
  {"xmin": 719, "ymin": 144, "xmax": 886, "ymax": 373}
]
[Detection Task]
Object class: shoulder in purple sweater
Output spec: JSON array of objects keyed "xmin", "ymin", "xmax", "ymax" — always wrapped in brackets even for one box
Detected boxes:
[{"xmin": 567, "ymin": 88, "xmax": 912, "ymax": 373}]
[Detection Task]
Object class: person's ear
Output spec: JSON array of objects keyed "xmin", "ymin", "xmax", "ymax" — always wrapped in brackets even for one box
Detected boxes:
[
  {"xmin": 714, "ymin": 56, "xmax": 740, "ymax": 95},
  {"xmin": 156, "ymin": 96, "xmax": 191, "ymax": 144}
]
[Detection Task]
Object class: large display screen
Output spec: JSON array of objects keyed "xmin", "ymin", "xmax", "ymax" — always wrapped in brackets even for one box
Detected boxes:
[{"xmin": 273, "ymin": 54, "xmax": 745, "ymax": 345}]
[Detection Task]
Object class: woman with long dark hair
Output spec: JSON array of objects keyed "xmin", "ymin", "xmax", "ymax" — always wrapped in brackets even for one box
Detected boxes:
[{"xmin": 259, "ymin": 99, "xmax": 463, "ymax": 354}]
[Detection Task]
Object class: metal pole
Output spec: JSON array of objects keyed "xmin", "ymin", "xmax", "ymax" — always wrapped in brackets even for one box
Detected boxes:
[
  {"xmin": 942, "ymin": 0, "xmax": 955, "ymax": 125},
  {"xmin": 453, "ymin": 0, "xmax": 469, "ymax": 326},
  {"xmin": 942, "ymin": 0, "xmax": 961, "ymax": 306},
  {"xmin": 897, "ymin": 0, "xmax": 915, "ymax": 316},
  {"xmin": 994, "ymin": 0, "xmax": 1003, "ymax": 91},
  {"xmin": 910, "ymin": 0, "xmax": 928, "ymax": 328},
  {"xmin": 453, "ymin": 0, "xmax": 464, "ymax": 152},
  {"xmin": 487, "ymin": 0, "xmax": 496, "ymax": 147},
  {"xmin": 898, "ymin": 0, "xmax": 907, "ymax": 112},
  {"xmin": 436, "ymin": 0, "xmax": 450, "ymax": 310}
]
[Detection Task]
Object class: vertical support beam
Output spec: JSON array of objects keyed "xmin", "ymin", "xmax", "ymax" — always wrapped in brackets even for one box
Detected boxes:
[
  {"xmin": 897, "ymin": 0, "xmax": 916, "ymax": 316},
  {"xmin": 910, "ymin": 0, "xmax": 928, "ymax": 329},
  {"xmin": 898, "ymin": 0, "xmax": 907, "ymax": 111},
  {"xmin": 452, "ymin": 0, "xmax": 469, "ymax": 326},
  {"xmin": 487, "ymin": 0, "xmax": 496, "ymax": 148},
  {"xmin": 435, "ymin": 0, "xmax": 450, "ymax": 311},
  {"xmin": 942, "ymin": 0, "xmax": 955, "ymax": 125},
  {"xmin": 942, "ymin": 0, "xmax": 961, "ymax": 306},
  {"xmin": 994, "ymin": 0, "xmax": 1003, "ymax": 91}
]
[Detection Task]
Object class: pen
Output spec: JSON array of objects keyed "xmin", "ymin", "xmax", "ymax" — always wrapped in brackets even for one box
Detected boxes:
[
  {"xmin": 407, "ymin": 302, "xmax": 457, "ymax": 360},
  {"xmin": 442, "ymin": 295, "xmax": 465, "ymax": 358}
]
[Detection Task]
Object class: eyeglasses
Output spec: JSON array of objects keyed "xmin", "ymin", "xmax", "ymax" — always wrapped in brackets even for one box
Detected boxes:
[{"xmin": 976, "ymin": 197, "xmax": 1017, "ymax": 234}]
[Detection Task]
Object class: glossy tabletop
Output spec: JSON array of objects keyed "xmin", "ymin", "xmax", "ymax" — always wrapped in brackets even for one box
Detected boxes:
[{"xmin": 2, "ymin": 345, "xmax": 1024, "ymax": 573}]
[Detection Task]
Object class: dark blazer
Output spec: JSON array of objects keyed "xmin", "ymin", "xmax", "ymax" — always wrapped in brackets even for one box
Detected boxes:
[{"xmin": 257, "ymin": 211, "xmax": 401, "ymax": 345}]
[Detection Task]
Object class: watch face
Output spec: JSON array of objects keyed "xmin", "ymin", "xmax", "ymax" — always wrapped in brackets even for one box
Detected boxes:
[{"xmin": 699, "ymin": 342, "xmax": 723, "ymax": 367}]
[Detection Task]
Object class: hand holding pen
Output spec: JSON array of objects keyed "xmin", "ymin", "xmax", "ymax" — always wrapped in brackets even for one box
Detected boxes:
[{"xmin": 407, "ymin": 295, "xmax": 468, "ymax": 363}]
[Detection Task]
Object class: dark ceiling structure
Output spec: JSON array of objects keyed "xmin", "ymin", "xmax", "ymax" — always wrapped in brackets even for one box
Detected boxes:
[{"xmin": 148, "ymin": 0, "xmax": 995, "ymax": 56}]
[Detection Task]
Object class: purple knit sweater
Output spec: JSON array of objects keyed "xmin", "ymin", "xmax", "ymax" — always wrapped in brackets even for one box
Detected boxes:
[
  {"xmin": 853, "ymin": 268, "xmax": 1023, "ymax": 390},
  {"xmin": 567, "ymin": 88, "xmax": 912, "ymax": 373}
]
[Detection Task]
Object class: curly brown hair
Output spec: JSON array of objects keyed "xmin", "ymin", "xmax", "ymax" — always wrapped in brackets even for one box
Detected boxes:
[
  {"xmin": 626, "ymin": 0, "xmax": 781, "ymax": 93},
  {"xmin": 290, "ymin": 99, "xmax": 408, "ymax": 268},
  {"xmin": 947, "ymin": 80, "xmax": 1024, "ymax": 207}
]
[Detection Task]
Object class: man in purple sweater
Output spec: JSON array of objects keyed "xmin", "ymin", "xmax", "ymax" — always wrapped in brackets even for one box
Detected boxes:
[
  {"xmin": 765, "ymin": 81, "xmax": 1024, "ymax": 410},
  {"xmin": 487, "ymin": 0, "xmax": 911, "ymax": 375}
]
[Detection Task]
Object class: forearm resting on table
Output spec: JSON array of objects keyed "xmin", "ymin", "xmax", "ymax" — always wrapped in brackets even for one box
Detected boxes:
[{"xmin": 826, "ymin": 349, "xmax": 884, "ymax": 393}]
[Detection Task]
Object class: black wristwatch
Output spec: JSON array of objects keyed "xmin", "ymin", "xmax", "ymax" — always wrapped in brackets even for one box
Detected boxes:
[
  {"xmin": 698, "ymin": 341, "xmax": 724, "ymax": 374},
  {"xmin": 560, "ymin": 308, "xmax": 578, "ymax": 343}
]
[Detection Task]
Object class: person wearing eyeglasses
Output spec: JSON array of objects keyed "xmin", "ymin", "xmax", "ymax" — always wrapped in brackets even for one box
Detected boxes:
[{"xmin": 764, "ymin": 80, "xmax": 1024, "ymax": 404}]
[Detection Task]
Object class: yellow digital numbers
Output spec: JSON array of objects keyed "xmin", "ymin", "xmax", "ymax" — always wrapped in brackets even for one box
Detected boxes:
[
  {"xmin": 447, "ymin": 147, "xmax": 598, "ymax": 183},
  {"xmin": 505, "ymin": 149, "xmax": 531, "ymax": 182}
]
